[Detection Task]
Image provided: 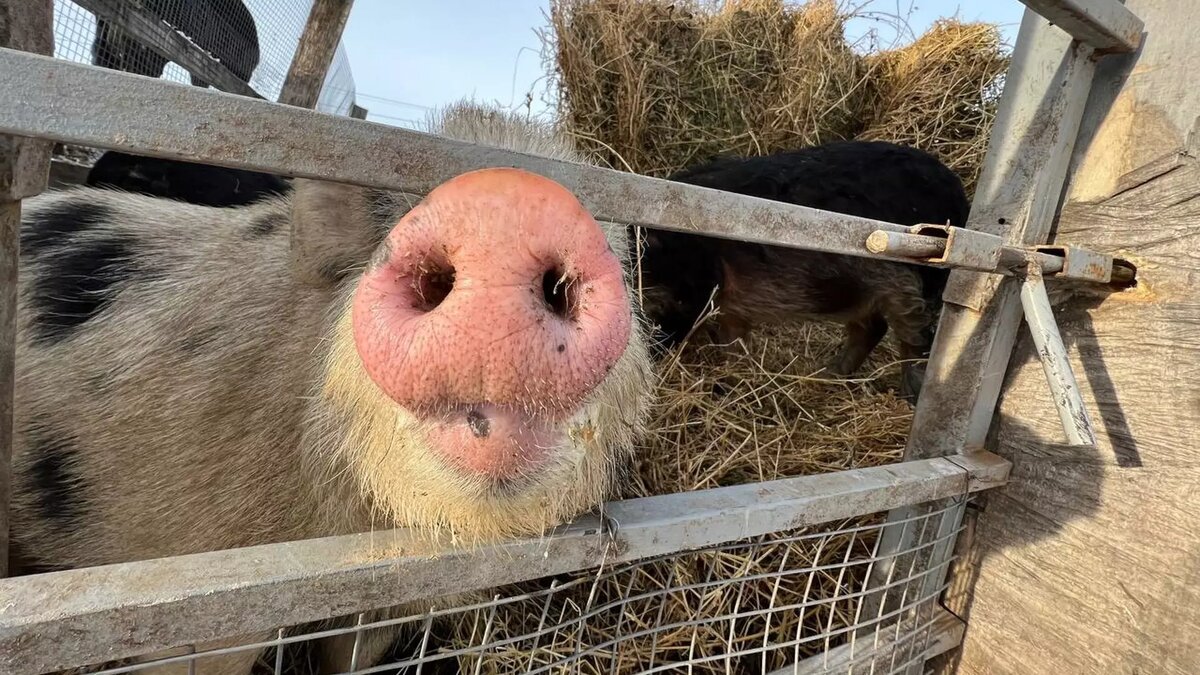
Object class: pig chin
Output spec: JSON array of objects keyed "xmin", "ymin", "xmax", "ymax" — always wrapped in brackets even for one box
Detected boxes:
[
  {"xmin": 416, "ymin": 403, "xmax": 571, "ymax": 488},
  {"xmin": 320, "ymin": 304, "xmax": 648, "ymax": 542}
]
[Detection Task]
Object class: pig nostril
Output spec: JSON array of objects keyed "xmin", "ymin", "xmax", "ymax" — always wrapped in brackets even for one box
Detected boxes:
[
  {"xmin": 541, "ymin": 267, "xmax": 577, "ymax": 320},
  {"xmin": 413, "ymin": 259, "xmax": 456, "ymax": 311}
]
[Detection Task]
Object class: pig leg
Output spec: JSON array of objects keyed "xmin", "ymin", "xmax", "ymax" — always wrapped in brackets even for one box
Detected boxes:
[
  {"xmin": 826, "ymin": 314, "xmax": 888, "ymax": 377},
  {"xmin": 874, "ymin": 276, "xmax": 936, "ymax": 402},
  {"xmin": 713, "ymin": 312, "xmax": 752, "ymax": 348}
]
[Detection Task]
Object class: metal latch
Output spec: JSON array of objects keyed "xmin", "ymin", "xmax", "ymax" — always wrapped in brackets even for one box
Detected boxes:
[{"xmin": 864, "ymin": 224, "xmax": 1137, "ymax": 447}]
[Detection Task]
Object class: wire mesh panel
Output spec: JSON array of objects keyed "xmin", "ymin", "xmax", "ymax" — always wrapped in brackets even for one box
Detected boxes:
[
  {"xmin": 42, "ymin": 501, "xmax": 964, "ymax": 675},
  {"xmin": 50, "ymin": 0, "xmax": 358, "ymax": 115}
]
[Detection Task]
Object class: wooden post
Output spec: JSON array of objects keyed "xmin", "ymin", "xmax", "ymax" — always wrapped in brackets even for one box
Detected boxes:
[
  {"xmin": 278, "ymin": 0, "xmax": 355, "ymax": 109},
  {"xmin": 943, "ymin": 1, "xmax": 1200, "ymax": 672},
  {"xmin": 0, "ymin": 0, "xmax": 54, "ymax": 579}
]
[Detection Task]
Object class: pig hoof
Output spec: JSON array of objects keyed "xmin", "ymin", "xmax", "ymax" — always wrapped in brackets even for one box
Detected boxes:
[
  {"xmin": 898, "ymin": 365, "xmax": 926, "ymax": 404},
  {"xmin": 816, "ymin": 360, "xmax": 852, "ymax": 380}
]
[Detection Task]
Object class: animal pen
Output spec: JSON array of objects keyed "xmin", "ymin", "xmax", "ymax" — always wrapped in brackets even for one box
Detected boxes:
[{"xmin": 0, "ymin": 0, "xmax": 1189, "ymax": 673}]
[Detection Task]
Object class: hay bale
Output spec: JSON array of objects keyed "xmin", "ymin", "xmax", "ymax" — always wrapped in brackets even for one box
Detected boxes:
[
  {"xmin": 546, "ymin": 0, "xmax": 1008, "ymax": 189},
  {"xmin": 859, "ymin": 19, "xmax": 1009, "ymax": 193},
  {"xmin": 548, "ymin": 0, "xmax": 872, "ymax": 176}
]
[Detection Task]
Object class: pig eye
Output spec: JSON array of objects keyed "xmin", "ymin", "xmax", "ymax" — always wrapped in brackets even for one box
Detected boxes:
[
  {"xmin": 541, "ymin": 267, "xmax": 578, "ymax": 320},
  {"xmin": 413, "ymin": 258, "xmax": 455, "ymax": 311}
]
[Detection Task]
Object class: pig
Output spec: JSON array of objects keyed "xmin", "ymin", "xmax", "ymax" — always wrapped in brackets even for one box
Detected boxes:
[
  {"xmin": 9, "ymin": 100, "xmax": 654, "ymax": 675},
  {"xmin": 92, "ymin": 0, "xmax": 260, "ymax": 88},
  {"xmin": 86, "ymin": 150, "xmax": 292, "ymax": 207},
  {"xmin": 633, "ymin": 140, "xmax": 970, "ymax": 401}
]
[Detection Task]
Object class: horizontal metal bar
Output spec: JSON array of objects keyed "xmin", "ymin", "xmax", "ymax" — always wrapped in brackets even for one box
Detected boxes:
[
  {"xmin": 1019, "ymin": 0, "xmax": 1144, "ymax": 53},
  {"xmin": 0, "ymin": 48, "xmax": 931, "ymax": 263},
  {"xmin": 0, "ymin": 453, "xmax": 1010, "ymax": 675}
]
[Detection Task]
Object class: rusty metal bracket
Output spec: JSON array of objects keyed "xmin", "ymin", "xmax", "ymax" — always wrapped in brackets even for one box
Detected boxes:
[
  {"xmin": 867, "ymin": 227, "xmax": 1117, "ymax": 446},
  {"xmin": 867, "ymin": 225, "xmax": 1002, "ymax": 272},
  {"xmin": 1034, "ymin": 244, "xmax": 1113, "ymax": 283}
]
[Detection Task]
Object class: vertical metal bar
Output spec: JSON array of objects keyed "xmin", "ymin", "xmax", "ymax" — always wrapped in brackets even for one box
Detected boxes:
[
  {"xmin": 858, "ymin": 8, "xmax": 1105, "ymax": 673},
  {"xmin": 0, "ymin": 202, "xmax": 17, "ymax": 580},
  {"xmin": 0, "ymin": 0, "xmax": 54, "ymax": 580},
  {"xmin": 273, "ymin": 628, "xmax": 286, "ymax": 675},
  {"xmin": 1019, "ymin": 265, "xmax": 1098, "ymax": 446},
  {"xmin": 348, "ymin": 612, "xmax": 366, "ymax": 673},
  {"xmin": 278, "ymin": 0, "xmax": 355, "ymax": 109}
]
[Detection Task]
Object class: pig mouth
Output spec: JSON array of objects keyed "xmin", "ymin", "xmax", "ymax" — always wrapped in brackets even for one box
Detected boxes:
[{"xmin": 418, "ymin": 403, "xmax": 571, "ymax": 485}]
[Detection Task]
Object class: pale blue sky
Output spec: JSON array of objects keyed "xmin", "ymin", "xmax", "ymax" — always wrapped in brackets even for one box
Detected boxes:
[{"xmin": 341, "ymin": 1, "xmax": 1027, "ymax": 128}]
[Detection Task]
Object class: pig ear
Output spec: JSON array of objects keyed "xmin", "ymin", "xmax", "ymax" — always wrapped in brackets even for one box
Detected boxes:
[{"xmin": 288, "ymin": 179, "xmax": 387, "ymax": 287}]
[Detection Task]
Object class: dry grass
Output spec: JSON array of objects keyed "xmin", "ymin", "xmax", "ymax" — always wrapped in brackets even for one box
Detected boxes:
[
  {"xmin": 858, "ymin": 18, "xmax": 1009, "ymax": 193},
  {"xmin": 544, "ymin": 0, "xmax": 1008, "ymax": 192}
]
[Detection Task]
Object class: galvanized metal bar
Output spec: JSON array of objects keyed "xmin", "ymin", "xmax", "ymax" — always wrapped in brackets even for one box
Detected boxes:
[
  {"xmin": 0, "ymin": 0, "xmax": 54, "ymax": 581},
  {"xmin": 0, "ymin": 452, "xmax": 1009, "ymax": 675},
  {"xmin": 1020, "ymin": 265, "xmax": 1098, "ymax": 446},
  {"xmin": 72, "ymin": 0, "xmax": 262, "ymax": 98},
  {"xmin": 860, "ymin": 9, "xmax": 1105, "ymax": 673},
  {"xmin": 1019, "ymin": 0, "xmax": 1144, "ymax": 53},
  {"xmin": 769, "ymin": 608, "xmax": 964, "ymax": 675},
  {"xmin": 278, "ymin": 0, "xmax": 355, "ymax": 109},
  {"xmin": 0, "ymin": 202, "xmax": 17, "ymax": 582},
  {"xmin": 0, "ymin": 47, "xmax": 932, "ymax": 263}
]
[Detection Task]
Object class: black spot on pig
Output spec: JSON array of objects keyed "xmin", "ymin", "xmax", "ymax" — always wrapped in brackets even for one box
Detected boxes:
[
  {"xmin": 636, "ymin": 140, "xmax": 971, "ymax": 401},
  {"xmin": 25, "ymin": 422, "xmax": 86, "ymax": 525},
  {"xmin": 87, "ymin": 151, "xmax": 291, "ymax": 208},
  {"xmin": 26, "ymin": 234, "xmax": 151, "ymax": 345},
  {"xmin": 467, "ymin": 410, "xmax": 491, "ymax": 439},
  {"xmin": 20, "ymin": 201, "xmax": 114, "ymax": 257}
]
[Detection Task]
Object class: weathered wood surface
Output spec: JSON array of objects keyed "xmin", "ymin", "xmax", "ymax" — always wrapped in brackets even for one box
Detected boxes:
[
  {"xmin": 950, "ymin": 2, "xmax": 1200, "ymax": 673},
  {"xmin": 278, "ymin": 0, "xmax": 354, "ymax": 109}
]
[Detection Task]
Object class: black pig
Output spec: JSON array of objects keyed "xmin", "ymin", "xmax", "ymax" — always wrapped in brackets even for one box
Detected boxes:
[
  {"xmin": 635, "ymin": 140, "xmax": 970, "ymax": 400},
  {"xmin": 86, "ymin": 151, "xmax": 291, "ymax": 207}
]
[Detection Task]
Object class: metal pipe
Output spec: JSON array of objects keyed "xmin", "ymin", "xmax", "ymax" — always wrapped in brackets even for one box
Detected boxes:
[
  {"xmin": 865, "ymin": 230, "xmax": 946, "ymax": 258},
  {"xmin": 0, "ymin": 48, "xmax": 929, "ymax": 265},
  {"xmin": 1019, "ymin": 265, "xmax": 1098, "ymax": 446}
]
